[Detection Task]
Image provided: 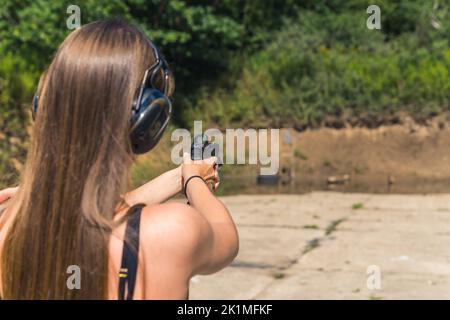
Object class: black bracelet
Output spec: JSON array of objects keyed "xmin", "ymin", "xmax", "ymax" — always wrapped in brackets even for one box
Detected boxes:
[{"xmin": 183, "ymin": 175, "xmax": 205, "ymax": 198}]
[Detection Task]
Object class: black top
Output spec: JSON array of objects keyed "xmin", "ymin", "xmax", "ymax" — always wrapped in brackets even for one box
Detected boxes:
[{"xmin": 118, "ymin": 204, "xmax": 144, "ymax": 300}]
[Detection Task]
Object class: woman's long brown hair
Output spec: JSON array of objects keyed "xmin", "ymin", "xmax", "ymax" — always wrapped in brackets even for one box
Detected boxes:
[{"xmin": 0, "ymin": 19, "xmax": 163, "ymax": 299}]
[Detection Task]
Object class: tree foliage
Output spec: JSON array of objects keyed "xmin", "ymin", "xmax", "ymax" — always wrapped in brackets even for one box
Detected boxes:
[{"xmin": 0, "ymin": 0, "xmax": 449, "ymax": 186}]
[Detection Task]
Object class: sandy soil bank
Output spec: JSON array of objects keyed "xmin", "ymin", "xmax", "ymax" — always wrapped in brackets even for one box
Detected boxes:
[{"xmin": 136, "ymin": 113, "xmax": 450, "ymax": 195}]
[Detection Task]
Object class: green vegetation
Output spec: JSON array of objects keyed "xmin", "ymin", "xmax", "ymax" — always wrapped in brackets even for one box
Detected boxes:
[
  {"xmin": 0, "ymin": 53, "xmax": 37, "ymax": 186},
  {"xmin": 302, "ymin": 224, "xmax": 320, "ymax": 230},
  {"xmin": 195, "ymin": 2, "xmax": 450, "ymax": 129},
  {"xmin": 272, "ymin": 271, "xmax": 286, "ymax": 279},
  {"xmin": 325, "ymin": 218, "xmax": 346, "ymax": 235},
  {"xmin": 294, "ymin": 149, "xmax": 308, "ymax": 160},
  {"xmin": 0, "ymin": 1, "xmax": 449, "ymax": 187},
  {"xmin": 303, "ymin": 238, "xmax": 321, "ymax": 254},
  {"xmin": 352, "ymin": 202, "xmax": 364, "ymax": 210}
]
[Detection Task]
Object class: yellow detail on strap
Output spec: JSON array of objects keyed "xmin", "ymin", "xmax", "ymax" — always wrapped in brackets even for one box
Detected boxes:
[{"xmin": 119, "ymin": 268, "xmax": 128, "ymax": 278}]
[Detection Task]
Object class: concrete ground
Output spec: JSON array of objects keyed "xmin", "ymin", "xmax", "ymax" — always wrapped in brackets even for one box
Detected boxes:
[{"xmin": 189, "ymin": 192, "xmax": 450, "ymax": 300}]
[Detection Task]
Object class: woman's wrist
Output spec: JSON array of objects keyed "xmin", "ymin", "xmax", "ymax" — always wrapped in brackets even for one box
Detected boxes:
[
  {"xmin": 184, "ymin": 176, "xmax": 211, "ymax": 205},
  {"xmin": 183, "ymin": 175, "xmax": 205, "ymax": 197}
]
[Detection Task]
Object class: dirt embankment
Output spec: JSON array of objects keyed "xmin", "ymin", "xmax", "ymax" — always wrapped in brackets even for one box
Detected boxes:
[
  {"xmin": 136, "ymin": 113, "xmax": 450, "ymax": 194},
  {"xmin": 291, "ymin": 113, "xmax": 450, "ymax": 193}
]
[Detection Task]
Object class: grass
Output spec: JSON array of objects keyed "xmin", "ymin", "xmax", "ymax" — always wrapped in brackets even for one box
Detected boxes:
[
  {"xmin": 323, "ymin": 160, "xmax": 332, "ymax": 168},
  {"xmin": 302, "ymin": 224, "xmax": 320, "ymax": 230},
  {"xmin": 354, "ymin": 166, "xmax": 368, "ymax": 175},
  {"xmin": 325, "ymin": 218, "xmax": 346, "ymax": 236},
  {"xmin": 294, "ymin": 149, "xmax": 308, "ymax": 160},
  {"xmin": 352, "ymin": 202, "xmax": 364, "ymax": 210},
  {"xmin": 272, "ymin": 272, "xmax": 286, "ymax": 280},
  {"xmin": 302, "ymin": 238, "xmax": 321, "ymax": 254}
]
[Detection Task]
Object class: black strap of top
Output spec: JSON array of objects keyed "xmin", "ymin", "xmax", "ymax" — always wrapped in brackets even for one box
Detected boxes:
[{"xmin": 118, "ymin": 204, "xmax": 144, "ymax": 300}]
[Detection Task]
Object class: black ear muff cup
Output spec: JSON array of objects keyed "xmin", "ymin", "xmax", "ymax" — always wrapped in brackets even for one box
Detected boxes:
[
  {"xmin": 32, "ymin": 95, "xmax": 39, "ymax": 120},
  {"xmin": 130, "ymin": 88, "xmax": 172, "ymax": 154}
]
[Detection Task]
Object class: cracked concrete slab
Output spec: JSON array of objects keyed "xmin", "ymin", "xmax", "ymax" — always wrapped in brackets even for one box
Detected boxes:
[{"xmin": 189, "ymin": 192, "xmax": 450, "ymax": 300}]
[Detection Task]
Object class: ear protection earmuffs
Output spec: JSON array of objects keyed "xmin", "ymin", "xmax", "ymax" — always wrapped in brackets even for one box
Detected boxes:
[{"xmin": 32, "ymin": 40, "xmax": 173, "ymax": 155}]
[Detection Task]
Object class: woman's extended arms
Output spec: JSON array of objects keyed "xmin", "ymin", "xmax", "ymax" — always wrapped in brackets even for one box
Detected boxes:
[
  {"xmin": 0, "ymin": 162, "xmax": 218, "ymax": 208},
  {"xmin": 0, "ymin": 168, "xmax": 182, "ymax": 209}
]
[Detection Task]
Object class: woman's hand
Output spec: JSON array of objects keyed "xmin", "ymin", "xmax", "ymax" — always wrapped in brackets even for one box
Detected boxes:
[
  {"xmin": 122, "ymin": 153, "xmax": 220, "ymax": 208},
  {"xmin": 182, "ymin": 153, "xmax": 220, "ymax": 192},
  {"xmin": 0, "ymin": 186, "xmax": 18, "ymax": 204}
]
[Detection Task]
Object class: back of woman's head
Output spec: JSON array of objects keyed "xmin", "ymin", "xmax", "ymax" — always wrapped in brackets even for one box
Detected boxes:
[{"xmin": 1, "ymin": 19, "xmax": 161, "ymax": 299}]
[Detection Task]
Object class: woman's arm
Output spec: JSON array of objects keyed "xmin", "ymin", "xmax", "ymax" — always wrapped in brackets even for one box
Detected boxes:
[
  {"xmin": 181, "ymin": 154, "xmax": 239, "ymax": 275},
  {"xmin": 0, "ymin": 187, "xmax": 18, "ymax": 204},
  {"xmin": 138, "ymin": 155, "xmax": 237, "ymax": 298},
  {"xmin": 0, "ymin": 167, "xmax": 182, "ymax": 208},
  {"xmin": 123, "ymin": 166, "xmax": 182, "ymax": 207}
]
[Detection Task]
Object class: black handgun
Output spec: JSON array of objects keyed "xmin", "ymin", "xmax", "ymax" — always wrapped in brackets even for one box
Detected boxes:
[
  {"xmin": 190, "ymin": 134, "xmax": 220, "ymax": 162},
  {"xmin": 188, "ymin": 134, "xmax": 221, "ymax": 199}
]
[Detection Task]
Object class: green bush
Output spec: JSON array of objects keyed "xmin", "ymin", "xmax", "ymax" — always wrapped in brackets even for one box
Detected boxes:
[
  {"xmin": 194, "ymin": 2, "xmax": 450, "ymax": 128},
  {"xmin": 0, "ymin": 52, "xmax": 38, "ymax": 187}
]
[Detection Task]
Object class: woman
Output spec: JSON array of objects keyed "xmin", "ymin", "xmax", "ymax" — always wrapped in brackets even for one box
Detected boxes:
[{"xmin": 0, "ymin": 19, "xmax": 238, "ymax": 299}]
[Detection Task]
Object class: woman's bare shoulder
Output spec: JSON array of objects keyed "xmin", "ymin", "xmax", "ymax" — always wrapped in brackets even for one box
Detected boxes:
[
  {"xmin": 138, "ymin": 202, "xmax": 213, "ymax": 263},
  {"xmin": 139, "ymin": 202, "xmax": 209, "ymax": 230}
]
